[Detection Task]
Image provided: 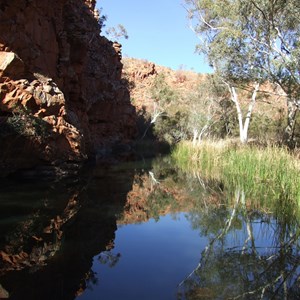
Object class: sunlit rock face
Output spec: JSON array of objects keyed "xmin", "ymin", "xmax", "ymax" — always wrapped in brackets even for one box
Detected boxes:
[{"xmin": 0, "ymin": 0, "xmax": 137, "ymax": 176}]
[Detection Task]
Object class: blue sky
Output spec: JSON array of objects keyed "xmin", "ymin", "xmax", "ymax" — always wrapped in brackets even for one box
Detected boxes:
[{"xmin": 97, "ymin": 0, "xmax": 212, "ymax": 73}]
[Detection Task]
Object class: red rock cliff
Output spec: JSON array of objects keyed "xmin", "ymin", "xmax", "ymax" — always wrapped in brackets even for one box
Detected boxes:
[{"xmin": 0, "ymin": 0, "xmax": 136, "ymax": 176}]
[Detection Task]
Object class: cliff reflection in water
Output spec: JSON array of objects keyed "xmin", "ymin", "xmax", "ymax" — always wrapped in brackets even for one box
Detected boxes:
[
  {"xmin": 1, "ymin": 157, "xmax": 300, "ymax": 299},
  {"xmin": 0, "ymin": 165, "xmax": 135, "ymax": 300}
]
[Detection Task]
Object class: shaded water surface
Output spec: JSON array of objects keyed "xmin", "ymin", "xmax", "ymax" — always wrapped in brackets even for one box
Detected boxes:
[{"xmin": 0, "ymin": 157, "xmax": 300, "ymax": 299}]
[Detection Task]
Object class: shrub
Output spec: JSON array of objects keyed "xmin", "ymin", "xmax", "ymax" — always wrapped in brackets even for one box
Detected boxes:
[{"xmin": 0, "ymin": 106, "xmax": 49, "ymax": 141}]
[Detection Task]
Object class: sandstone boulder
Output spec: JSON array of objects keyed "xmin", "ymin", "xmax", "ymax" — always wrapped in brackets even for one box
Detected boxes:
[{"xmin": 0, "ymin": 51, "xmax": 24, "ymax": 78}]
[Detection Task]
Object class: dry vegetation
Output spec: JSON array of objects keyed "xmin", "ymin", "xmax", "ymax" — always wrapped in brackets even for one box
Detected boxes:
[
  {"xmin": 122, "ymin": 57, "xmax": 288, "ymax": 144},
  {"xmin": 122, "ymin": 57, "xmax": 203, "ymax": 108}
]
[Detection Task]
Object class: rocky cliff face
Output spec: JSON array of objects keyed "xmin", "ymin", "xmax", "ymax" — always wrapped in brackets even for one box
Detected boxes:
[{"xmin": 0, "ymin": 0, "xmax": 136, "ymax": 176}]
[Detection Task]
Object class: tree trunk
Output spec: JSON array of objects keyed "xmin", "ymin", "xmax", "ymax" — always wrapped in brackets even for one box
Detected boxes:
[
  {"xmin": 284, "ymin": 97, "xmax": 298, "ymax": 148},
  {"xmin": 242, "ymin": 83, "xmax": 260, "ymax": 143},
  {"xmin": 226, "ymin": 83, "xmax": 259, "ymax": 144},
  {"xmin": 228, "ymin": 86, "xmax": 245, "ymax": 143},
  {"xmin": 192, "ymin": 128, "xmax": 198, "ymax": 145}
]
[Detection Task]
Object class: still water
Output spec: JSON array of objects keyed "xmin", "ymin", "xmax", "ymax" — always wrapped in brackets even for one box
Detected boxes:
[
  {"xmin": 0, "ymin": 157, "xmax": 300, "ymax": 299},
  {"xmin": 79, "ymin": 214, "xmax": 207, "ymax": 300}
]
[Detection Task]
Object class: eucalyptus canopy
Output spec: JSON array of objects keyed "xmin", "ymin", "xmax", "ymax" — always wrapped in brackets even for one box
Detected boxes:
[{"xmin": 185, "ymin": 0, "xmax": 300, "ymax": 145}]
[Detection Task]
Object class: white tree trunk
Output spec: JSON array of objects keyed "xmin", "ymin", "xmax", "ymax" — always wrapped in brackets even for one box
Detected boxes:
[
  {"xmin": 229, "ymin": 85, "xmax": 245, "ymax": 142},
  {"xmin": 226, "ymin": 82, "xmax": 260, "ymax": 144},
  {"xmin": 242, "ymin": 83, "xmax": 260, "ymax": 143},
  {"xmin": 192, "ymin": 128, "xmax": 198, "ymax": 145},
  {"xmin": 198, "ymin": 124, "xmax": 209, "ymax": 143}
]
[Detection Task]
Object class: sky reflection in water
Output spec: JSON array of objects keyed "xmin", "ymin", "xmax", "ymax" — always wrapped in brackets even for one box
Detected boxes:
[
  {"xmin": 79, "ymin": 213, "xmax": 207, "ymax": 300},
  {"xmin": 1, "ymin": 157, "xmax": 300, "ymax": 300},
  {"xmin": 77, "ymin": 204, "xmax": 300, "ymax": 300}
]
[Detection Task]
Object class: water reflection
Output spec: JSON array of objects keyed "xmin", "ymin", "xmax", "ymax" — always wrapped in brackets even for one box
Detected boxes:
[
  {"xmin": 0, "ymin": 166, "xmax": 135, "ymax": 300},
  {"xmin": 0, "ymin": 157, "xmax": 300, "ymax": 299},
  {"xmin": 179, "ymin": 190, "xmax": 300, "ymax": 299}
]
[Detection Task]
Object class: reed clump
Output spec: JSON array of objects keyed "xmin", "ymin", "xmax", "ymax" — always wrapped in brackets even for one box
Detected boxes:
[{"xmin": 172, "ymin": 140, "xmax": 300, "ymax": 203}]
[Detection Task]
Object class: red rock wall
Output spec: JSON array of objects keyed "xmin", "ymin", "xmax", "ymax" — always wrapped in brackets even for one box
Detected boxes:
[{"xmin": 0, "ymin": 0, "xmax": 136, "ymax": 175}]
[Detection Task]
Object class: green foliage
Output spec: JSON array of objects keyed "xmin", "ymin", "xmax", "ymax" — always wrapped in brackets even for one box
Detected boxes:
[
  {"xmin": 173, "ymin": 141, "xmax": 300, "ymax": 203},
  {"xmin": 98, "ymin": 7, "xmax": 128, "ymax": 41},
  {"xmin": 150, "ymin": 73, "xmax": 178, "ymax": 105},
  {"xmin": 249, "ymin": 112, "xmax": 285, "ymax": 142},
  {"xmin": 186, "ymin": 0, "xmax": 300, "ymax": 84},
  {"xmin": 142, "ymin": 68, "xmax": 287, "ymax": 146},
  {"xmin": 97, "ymin": 8, "xmax": 107, "ymax": 30},
  {"xmin": 147, "ymin": 188, "xmax": 177, "ymax": 222},
  {"xmin": 153, "ymin": 112, "xmax": 189, "ymax": 144},
  {"xmin": 105, "ymin": 24, "xmax": 129, "ymax": 41},
  {"xmin": 185, "ymin": 0, "xmax": 300, "ymax": 144},
  {"xmin": 184, "ymin": 74, "xmax": 237, "ymax": 139},
  {"xmin": 146, "ymin": 72, "xmax": 285, "ymax": 145},
  {"xmin": 148, "ymin": 73, "xmax": 186, "ymax": 144},
  {"xmin": 0, "ymin": 106, "xmax": 49, "ymax": 141}
]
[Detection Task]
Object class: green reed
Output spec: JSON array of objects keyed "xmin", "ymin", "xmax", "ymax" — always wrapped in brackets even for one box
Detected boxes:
[{"xmin": 172, "ymin": 140, "xmax": 300, "ymax": 204}]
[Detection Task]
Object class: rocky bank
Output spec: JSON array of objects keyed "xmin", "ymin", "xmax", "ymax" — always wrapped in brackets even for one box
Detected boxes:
[{"xmin": 0, "ymin": 0, "xmax": 137, "ymax": 177}]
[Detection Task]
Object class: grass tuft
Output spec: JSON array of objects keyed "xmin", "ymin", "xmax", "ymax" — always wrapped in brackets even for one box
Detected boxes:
[{"xmin": 172, "ymin": 140, "xmax": 300, "ymax": 205}]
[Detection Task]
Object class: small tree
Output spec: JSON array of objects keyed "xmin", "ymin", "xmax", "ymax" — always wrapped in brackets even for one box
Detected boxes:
[
  {"xmin": 184, "ymin": 74, "xmax": 260, "ymax": 144},
  {"xmin": 184, "ymin": 75, "xmax": 225, "ymax": 144},
  {"xmin": 105, "ymin": 24, "xmax": 129, "ymax": 41},
  {"xmin": 140, "ymin": 73, "xmax": 183, "ymax": 142},
  {"xmin": 98, "ymin": 8, "xmax": 129, "ymax": 42}
]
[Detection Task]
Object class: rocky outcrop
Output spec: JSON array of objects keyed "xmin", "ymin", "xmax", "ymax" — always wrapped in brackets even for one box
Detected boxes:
[{"xmin": 0, "ymin": 0, "xmax": 137, "ymax": 176}]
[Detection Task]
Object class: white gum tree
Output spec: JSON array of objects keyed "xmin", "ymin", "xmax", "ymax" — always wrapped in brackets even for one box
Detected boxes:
[
  {"xmin": 184, "ymin": 0, "xmax": 300, "ymax": 146},
  {"xmin": 225, "ymin": 82, "xmax": 260, "ymax": 143}
]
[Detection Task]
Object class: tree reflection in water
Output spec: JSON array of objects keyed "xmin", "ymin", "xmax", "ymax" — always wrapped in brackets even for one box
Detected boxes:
[
  {"xmin": 116, "ymin": 158, "xmax": 300, "ymax": 299},
  {"xmin": 1, "ymin": 156, "xmax": 300, "ymax": 300},
  {"xmin": 82, "ymin": 158, "xmax": 300, "ymax": 300},
  {"xmin": 177, "ymin": 189, "xmax": 300, "ymax": 300},
  {"xmin": 98, "ymin": 250, "xmax": 121, "ymax": 268}
]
